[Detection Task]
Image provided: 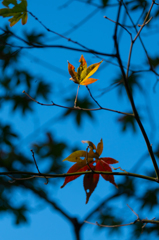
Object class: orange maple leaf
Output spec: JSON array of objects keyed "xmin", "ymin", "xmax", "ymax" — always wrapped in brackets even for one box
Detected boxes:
[{"xmin": 68, "ymin": 55, "xmax": 102, "ymax": 86}]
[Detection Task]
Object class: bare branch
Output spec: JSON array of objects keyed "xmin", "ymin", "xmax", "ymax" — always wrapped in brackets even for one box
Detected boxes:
[
  {"xmin": 114, "ymin": 1, "xmax": 159, "ymax": 179},
  {"xmin": 1, "ymin": 170, "xmax": 158, "ymax": 182},
  {"xmin": 22, "ymin": 90, "xmax": 134, "ymax": 116},
  {"xmin": 84, "ymin": 204, "xmax": 159, "ymax": 228},
  {"xmin": 104, "ymin": 15, "xmax": 132, "ymax": 39},
  {"xmin": 31, "ymin": 149, "xmax": 48, "ymax": 185}
]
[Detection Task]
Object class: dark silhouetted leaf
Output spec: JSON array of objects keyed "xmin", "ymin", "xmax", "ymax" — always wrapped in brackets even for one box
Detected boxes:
[
  {"xmin": 113, "ymin": 73, "xmax": 143, "ymax": 96},
  {"xmin": 117, "ymin": 114, "xmax": 137, "ymax": 133},
  {"xmin": 139, "ymin": 188, "xmax": 159, "ymax": 210},
  {"xmin": 62, "ymin": 96, "xmax": 95, "ymax": 126},
  {"xmin": 23, "ymin": 30, "xmax": 45, "ymax": 45},
  {"xmin": 102, "ymin": 0, "xmax": 109, "ymax": 7},
  {"xmin": 148, "ymin": 57, "xmax": 159, "ymax": 68}
]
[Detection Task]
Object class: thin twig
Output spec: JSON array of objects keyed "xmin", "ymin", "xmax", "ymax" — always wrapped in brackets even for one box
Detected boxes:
[
  {"xmin": 104, "ymin": 16, "xmax": 132, "ymax": 39},
  {"xmin": 31, "ymin": 149, "xmax": 41, "ymax": 174},
  {"xmin": 84, "ymin": 216, "xmax": 159, "ymax": 228},
  {"xmin": 133, "ymin": 3, "xmax": 154, "ymax": 43},
  {"xmin": 74, "ymin": 85, "xmax": 80, "ymax": 107},
  {"xmin": 84, "ymin": 220, "xmax": 135, "ymax": 227},
  {"xmin": 111, "ymin": 166, "xmax": 128, "ymax": 173},
  {"xmin": 122, "ymin": 1, "xmax": 159, "ymax": 78},
  {"xmin": 126, "ymin": 2, "xmax": 154, "ymax": 77},
  {"xmin": 31, "ymin": 149, "xmax": 48, "ymax": 185},
  {"xmin": 0, "ymin": 27, "xmax": 115, "ymax": 57},
  {"xmin": 84, "ymin": 204, "xmax": 159, "ymax": 228},
  {"xmin": 0, "ymin": 170, "xmax": 158, "ymax": 182},
  {"xmin": 22, "ymin": 90, "xmax": 134, "ymax": 116},
  {"xmin": 138, "ymin": 17, "xmax": 153, "ymax": 27},
  {"xmin": 27, "ymin": 10, "xmax": 113, "ymax": 61},
  {"xmin": 7, "ymin": 174, "xmax": 35, "ymax": 182},
  {"xmin": 86, "ymin": 86, "xmax": 102, "ymax": 108},
  {"xmin": 127, "ymin": 204, "xmax": 139, "ymax": 219}
]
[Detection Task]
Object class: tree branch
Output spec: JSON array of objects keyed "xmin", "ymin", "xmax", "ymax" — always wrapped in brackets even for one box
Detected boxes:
[
  {"xmin": 22, "ymin": 90, "xmax": 133, "ymax": 116},
  {"xmin": 1, "ymin": 170, "xmax": 158, "ymax": 182},
  {"xmin": 113, "ymin": 1, "xmax": 159, "ymax": 179}
]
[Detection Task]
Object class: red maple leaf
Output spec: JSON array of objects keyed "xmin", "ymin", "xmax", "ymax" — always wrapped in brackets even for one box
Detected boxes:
[{"xmin": 61, "ymin": 139, "xmax": 118, "ymax": 204}]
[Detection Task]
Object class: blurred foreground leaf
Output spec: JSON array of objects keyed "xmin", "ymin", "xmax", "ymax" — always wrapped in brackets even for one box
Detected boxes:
[
  {"xmin": 62, "ymin": 96, "xmax": 95, "ymax": 126},
  {"xmin": 0, "ymin": 0, "xmax": 28, "ymax": 27}
]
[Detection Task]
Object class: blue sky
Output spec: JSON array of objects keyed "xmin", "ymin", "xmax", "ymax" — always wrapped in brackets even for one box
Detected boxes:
[{"xmin": 1, "ymin": 0, "xmax": 159, "ymax": 239}]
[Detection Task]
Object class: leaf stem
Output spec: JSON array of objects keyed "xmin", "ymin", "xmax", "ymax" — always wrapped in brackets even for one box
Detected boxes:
[{"xmin": 74, "ymin": 85, "xmax": 80, "ymax": 107}]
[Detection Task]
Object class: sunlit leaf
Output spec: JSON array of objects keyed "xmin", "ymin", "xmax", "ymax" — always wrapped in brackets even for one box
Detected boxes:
[
  {"xmin": 68, "ymin": 61, "xmax": 79, "ymax": 83},
  {"xmin": 96, "ymin": 138, "xmax": 103, "ymax": 156},
  {"xmin": 81, "ymin": 61, "xmax": 102, "ymax": 82},
  {"xmin": 96, "ymin": 160, "xmax": 118, "ymax": 188},
  {"xmin": 0, "ymin": 0, "xmax": 28, "ymax": 27},
  {"xmin": 81, "ymin": 140, "xmax": 97, "ymax": 151},
  {"xmin": 61, "ymin": 162, "xmax": 89, "ymax": 188},
  {"xmin": 63, "ymin": 150, "xmax": 98, "ymax": 162},
  {"xmin": 80, "ymin": 78, "xmax": 98, "ymax": 86},
  {"xmin": 77, "ymin": 55, "xmax": 87, "ymax": 77},
  {"xmin": 79, "ymin": 55, "xmax": 87, "ymax": 67},
  {"xmin": 84, "ymin": 163, "xmax": 99, "ymax": 204},
  {"xmin": 63, "ymin": 150, "xmax": 86, "ymax": 162},
  {"xmin": 100, "ymin": 157, "xmax": 119, "ymax": 164},
  {"xmin": 67, "ymin": 55, "xmax": 102, "ymax": 86}
]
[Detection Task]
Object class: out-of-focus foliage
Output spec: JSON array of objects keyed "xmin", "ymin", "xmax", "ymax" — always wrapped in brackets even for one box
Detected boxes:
[
  {"xmin": 23, "ymin": 30, "xmax": 45, "ymax": 45},
  {"xmin": 62, "ymin": 96, "xmax": 95, "ymax": 126},
  {"xmin": 0, "ymin": 24, "xmax": 98, "ymax": 227},
  {"xmin": 0, "ymin": 0, "xmax": 28, "ymax": 27},
  {"xmin": 113, "ymin": 73, "xmax": 143, "ymax": 96},
  {"xmin": 117, "ymin": 114, "xmax": 137, "ymax": 133}
]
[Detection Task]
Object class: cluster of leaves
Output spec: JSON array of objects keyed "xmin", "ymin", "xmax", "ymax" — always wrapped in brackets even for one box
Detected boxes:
[{"xmin": 61, "ymin": 139, "xmax": 118, "ymax": 203}]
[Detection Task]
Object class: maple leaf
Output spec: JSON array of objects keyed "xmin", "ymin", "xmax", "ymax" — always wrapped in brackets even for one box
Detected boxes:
[
  {"xmin": 0, "ymin": 0, "xmax": 28, "ymax": 27},
  {"xmin": 68, "ymin": 55, "xmax": 102, "ymax": 86},
  {"xmin": 61, "ymin": 139, "xmax": 118, "ymax": 204}
]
